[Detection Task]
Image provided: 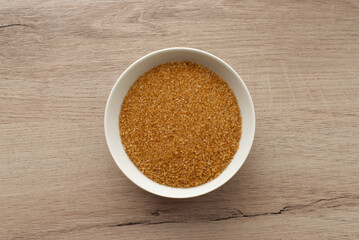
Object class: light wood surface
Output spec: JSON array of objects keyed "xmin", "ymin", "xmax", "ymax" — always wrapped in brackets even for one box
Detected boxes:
[{"xmin": 1, "ymin": 1, "xmax": 359, "ymax": 239}]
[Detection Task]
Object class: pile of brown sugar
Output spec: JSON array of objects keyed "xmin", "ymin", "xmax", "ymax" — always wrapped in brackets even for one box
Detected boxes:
[{"xmin": 119, "ymin": 61, "xmax": 241, "ymax": 188}]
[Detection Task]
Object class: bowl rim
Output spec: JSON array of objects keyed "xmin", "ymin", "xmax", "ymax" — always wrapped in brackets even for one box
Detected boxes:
[{"xmin": 104, "ymin": 47, "xmax": 255, "ymax": 198}]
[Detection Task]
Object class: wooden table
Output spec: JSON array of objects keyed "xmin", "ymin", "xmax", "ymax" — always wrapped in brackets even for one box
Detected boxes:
[{"xmin": 1, "ymin": 1, "xmax": 358, "ymax": 239}]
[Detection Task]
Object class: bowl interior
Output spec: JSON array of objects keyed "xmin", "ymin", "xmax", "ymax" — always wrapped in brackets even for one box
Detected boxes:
[{"xmin": 105, "ymin": 48, "xmax": 255, "ymax": 198}]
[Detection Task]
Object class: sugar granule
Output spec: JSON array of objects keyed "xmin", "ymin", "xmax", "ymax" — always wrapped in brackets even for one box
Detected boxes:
[{"xmin": 119, "ymin": 61, "xmax": 241, "ymax": 188}]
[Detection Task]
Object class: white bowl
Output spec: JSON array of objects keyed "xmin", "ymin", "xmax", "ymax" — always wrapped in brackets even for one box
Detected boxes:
[{"xmin": 105, "ymin": 47, "xmax": 255, "ymax": 198}]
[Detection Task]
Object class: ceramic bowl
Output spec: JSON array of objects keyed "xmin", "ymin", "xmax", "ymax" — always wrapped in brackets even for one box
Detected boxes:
[{"xmin": 104, "ymin": 47, "xmax": 255, "ymax": 198}]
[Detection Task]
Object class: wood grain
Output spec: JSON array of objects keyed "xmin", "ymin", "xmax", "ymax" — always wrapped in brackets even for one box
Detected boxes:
[{"xmin": 1, "ymin": 0, "xmax": 358, "ymax": 239}]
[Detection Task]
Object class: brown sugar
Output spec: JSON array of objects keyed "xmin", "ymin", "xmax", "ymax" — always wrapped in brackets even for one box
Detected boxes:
[{"xmin": 119, "ymin": 61, "xmax": 241, "ymax": 188}]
